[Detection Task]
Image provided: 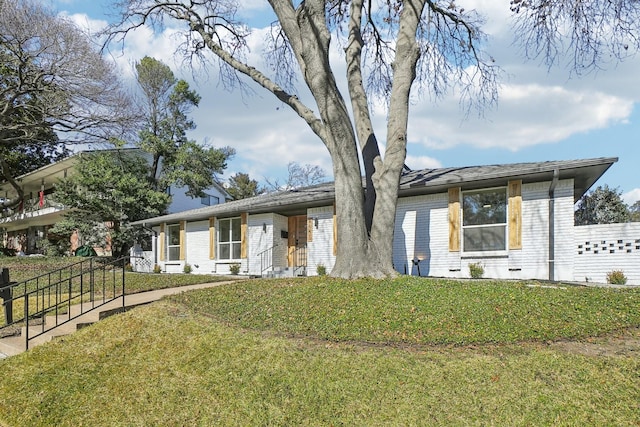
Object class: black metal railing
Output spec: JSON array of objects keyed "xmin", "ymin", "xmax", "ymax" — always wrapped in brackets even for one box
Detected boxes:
[
  {"xmin": 291, "ymin": 245, "xmax": 307, "ymax": 276},
  {"xmin": 259, "ymin": 245, "xmax": 278, "ymax": 275},
  {"xmin": 0, "ymin": 256, "xmax": 127, "ymax": 350}
]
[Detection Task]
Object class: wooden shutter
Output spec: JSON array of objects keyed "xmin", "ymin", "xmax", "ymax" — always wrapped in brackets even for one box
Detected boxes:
[
  {"xmin": 448, "ymin": 188, "xmax": 461, "ymax": 252},
  {"xmin": 508, "ymin": 180, "xmax": 522, "ymax": 250},
  {"xmin": 179, "ymin": 221, "xmax": 186, "ymax": 260},
  {"xmin": 287, "ymin": 216, "xmax": 296, "ymax": 267},
  {"xmin": 240, "ymin": 212, "xmax": 248, "ymax": 259},
  {"xmin": 333, "ymin": 203, "xmax": 337, "ymax": 256},
  {"xmin": 209, "ymin": 217, "xmax": 216, "ymax": 259},
  {"xmin": 159, "ymin": 223, "xmax": 165, "ymax": 261},
  {"xmin": 307, "ymin": 217, "xmax": 314, "ymax": 242}
]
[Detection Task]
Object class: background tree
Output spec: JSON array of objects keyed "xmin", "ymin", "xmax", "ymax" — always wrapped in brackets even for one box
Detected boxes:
[
  {"xmin": 575, "ymin": 185, "xmax": 631, "ymax": 225},
  {"xmin": 226, "ymin": 172, "xmax": 263, "ymax": 200},
  {"xmin": 50, "ymin": 150, "xmax": 171, "ymax": 258},
  {"xmin": 109, "ymin": 1, "xmax": 640, "ymax": 278},
  {"xmin": 0, "ymin": 125, "xmax": 69, "ymax": 179},
  {"xmin": 135, "ymin": 56, "xmax": 234, "ymax": 197},
  {"xmin": 265, "ymin": 162, "xmax": 327, "ymax": 191},
  {"xmin": 627, "ymin": 200, "xmax": 640, "ymax": 222},
  {"xmin": 0, "ymin": 0, "xmax": 137, "ymax": 208}
]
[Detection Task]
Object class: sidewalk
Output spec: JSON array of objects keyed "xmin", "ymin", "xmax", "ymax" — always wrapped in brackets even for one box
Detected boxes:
[{"xmin": 0, "ymin": 281, "xmax": 235, "ymax": 358}]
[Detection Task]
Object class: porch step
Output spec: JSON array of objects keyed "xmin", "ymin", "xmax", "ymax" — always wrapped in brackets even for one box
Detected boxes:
[{"xmin": 263, "ymin": 267, "xmax": 306, "ymax": 278}]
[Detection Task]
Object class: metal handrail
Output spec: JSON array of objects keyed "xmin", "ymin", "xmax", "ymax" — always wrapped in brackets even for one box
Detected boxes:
[
  {"xmin": 258, "ymin": 245, "xmax": 278, "ymax": 275},
  {"xmin": 0, "ymin": 256, "xmax": 127, "ymax": 351}
]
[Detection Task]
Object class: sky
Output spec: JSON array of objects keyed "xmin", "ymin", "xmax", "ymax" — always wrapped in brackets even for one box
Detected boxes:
[{"xmin": 40, "ymin": 0, "xmax": 640, "ymax": 205}]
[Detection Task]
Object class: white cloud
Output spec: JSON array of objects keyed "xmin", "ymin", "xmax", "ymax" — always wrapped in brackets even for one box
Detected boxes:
[
  {"xmin": 623, "ymin": 188, "xmax": 640, "ymax": 205},
  {"xmin": 407, "ymin": 83, "xmax": 633, "ymax": 151},
  {"xmin": 405, "ymin": 155, "xmax": 442, "ymax": 170}
]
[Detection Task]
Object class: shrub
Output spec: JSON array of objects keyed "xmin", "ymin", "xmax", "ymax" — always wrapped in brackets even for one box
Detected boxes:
[
  {"xmin": 229, "ymin": 263, "xmax": 241, "ymax": 275},
  {"xmin": 153, "ymin": 264, "xmax": 162, "ymax": 274},
  {"xmin": 469, "ymin": 262, "xmax": 484, "ymax": 279},
  {"xmin": 125, "ymin": 263, "xmax": 133, "ymax": 272},
  {"xmin": 606, "ymin": 270, "xmax": 627, "ymax": 285},
  {"xmin": 183, "ymin": 264, "xmax": 192, "ymax": 274},
  {"xmin": 316, "ymin": 264, "xmax": 327, "ymax": 276}
]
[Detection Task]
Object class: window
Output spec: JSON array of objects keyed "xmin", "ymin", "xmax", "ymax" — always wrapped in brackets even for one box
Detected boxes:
[
  {"xmin": 462, "ymin": 188, "xmax": 507, "ymax": 252},
  {"xmin": 201, "ymin": 194, "xmax": 220, "ymax": 206},
  {"xmin": 218, "ymin": 217, "xmax": 241, "ymax": 259},
  {"xmin": 166, "ymin": 224, "xmax": 181, "ymax": 261}
]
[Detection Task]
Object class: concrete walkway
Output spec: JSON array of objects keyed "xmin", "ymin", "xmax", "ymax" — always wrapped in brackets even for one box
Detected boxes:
[{"xmin": 0, "ymin": 281, "xmax": 235, "ymax": 358}]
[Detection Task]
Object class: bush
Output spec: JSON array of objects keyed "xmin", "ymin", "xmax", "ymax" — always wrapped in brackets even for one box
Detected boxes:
[
  {"xmin": 316, "ymin": 264, "xmax": 327, "ymax": 276},
  {"xmin": 606, "ymin": 270, "xmax": 627, "ymax": 285},
  {"xmin": 229, "ymin": 263, "xmax": 241, "ymax": 275},
  {"xmin": 183, "ymin": 264, "xmax": 192, "ymax": 274},
  {"xmin": 125, "ymin": 263, "xmax": 133, "ymax": 272},
  {"xmin": 469, "ymin": 262, "xmax": 484, "ymax": 279},
  {"xmin": 153, "ymin": 264, "xmax": 162, "ymax": 274}
]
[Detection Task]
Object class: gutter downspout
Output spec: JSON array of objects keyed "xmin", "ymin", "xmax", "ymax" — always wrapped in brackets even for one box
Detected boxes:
[{"xmin": 548, "ymin": 169, "xmax": 559, "ymax": 281}]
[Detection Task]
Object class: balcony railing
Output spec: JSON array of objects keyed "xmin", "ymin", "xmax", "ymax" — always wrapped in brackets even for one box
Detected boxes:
[{"xmin": 0, "ymin": 196, "xmax": 66, "ymax": 220}]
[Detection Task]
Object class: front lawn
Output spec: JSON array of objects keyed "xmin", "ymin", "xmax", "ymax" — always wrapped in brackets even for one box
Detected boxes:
[
  {"xmin": 0, "ymin": 276, "xmax": 638, "ymax": 426},
  {"xmin": 170, "ymin": 276, "xmax": 640, "ymax": 344}
]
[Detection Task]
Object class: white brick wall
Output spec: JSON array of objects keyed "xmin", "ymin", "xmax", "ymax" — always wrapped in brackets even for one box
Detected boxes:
[
  {"xmin": 574, "ymin": 222, "xmax": 640, "ymax": 285},
  {"xmin": 185, "ymin": 220, "xmax": 215, "ymax": 274},
  {"xmin": 248, "ymin": 213, "xmax": 276, "ymax": 275},
  {"xmin": 307, "ymin": 206, "xmax": 336, "ymax": 275},
  {"xmin": 394, "ymin": 193, "xmax": 448, "ymax": 277}
]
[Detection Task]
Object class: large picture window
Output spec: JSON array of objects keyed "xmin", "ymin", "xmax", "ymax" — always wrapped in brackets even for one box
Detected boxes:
[
  {"xmin": 218, "ymin": 217, "xmax": 241, "ymax": 260},
  {"xmin": 462, "ymin": 188, "xmax": 507, "ymax": 252},
  {"xmin": 166, "ymin": 224, "xmax": 181, "ymax": 261}
]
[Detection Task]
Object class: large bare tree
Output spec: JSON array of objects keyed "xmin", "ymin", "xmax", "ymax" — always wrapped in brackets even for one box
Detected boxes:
[
  {"xmin": 107, "ymin": 0, "xmax": 640, "ymax": 278},
  {"xmin": 0, "ymin": 0, "xmax": 138, "ymax": 208}
]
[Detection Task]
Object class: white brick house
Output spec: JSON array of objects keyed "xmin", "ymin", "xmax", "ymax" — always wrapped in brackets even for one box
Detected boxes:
[{"xmin": 131, "ymin": 157, "xmax": 637, "ymax": 284}]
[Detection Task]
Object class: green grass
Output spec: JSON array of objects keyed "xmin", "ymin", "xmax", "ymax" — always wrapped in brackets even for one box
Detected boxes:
[
  {"xmin": 0, "ymin": 276, "xmax": 638, "ymax": 426},
  {"xmin": 170, "ymin": 276, "xmax": 640, "ymax": 344}
]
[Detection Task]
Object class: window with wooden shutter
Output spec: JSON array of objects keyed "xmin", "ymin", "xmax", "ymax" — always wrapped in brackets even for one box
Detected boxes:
[
  {"xmin": 508, "ymin": 180, "xmax": 522, "ymax": 250},
  {"xmin": 448, "ymin": 188, "xmax": 461, "ymax": 252}
]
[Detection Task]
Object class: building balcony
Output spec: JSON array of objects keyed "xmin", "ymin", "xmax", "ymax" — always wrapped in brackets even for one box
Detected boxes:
[{"xmin": 0, "ymin": 196, "xmax": 67, "ymax": 225}]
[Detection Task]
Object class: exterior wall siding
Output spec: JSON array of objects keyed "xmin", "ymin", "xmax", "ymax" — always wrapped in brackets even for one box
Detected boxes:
[
  {"xmin": 307, "ymin": 206, "xmax": 336, "ymax": 275},
  {"xmin": 394, "ymin": 193, "xmax": 448, "ymax": 277},
  {"xmin": 518, "ymin": 182, "xmax": 550, "ymax": 280},
  {"xmin": 574, "ymin": 222, "xmax": 640, "ymax": 285},
  {"xmin": 272, "ymin": 214, "xmax": 290, "ymax": 270},
  {"xmin": 552, "ymin": 180, "xmax": 575, "ymax": 281},
  {"xmin": 248, "ymin": 213, "xmax": 276, "ymax": 275},
  {"xmin": 184, "ymin": 220, "xmax": 212, "ymax": 274}
]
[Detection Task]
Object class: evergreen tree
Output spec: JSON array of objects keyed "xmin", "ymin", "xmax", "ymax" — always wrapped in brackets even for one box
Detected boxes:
[{"xmin": 575, "ymin": 185, "xmax": 631, "ymax": 225}]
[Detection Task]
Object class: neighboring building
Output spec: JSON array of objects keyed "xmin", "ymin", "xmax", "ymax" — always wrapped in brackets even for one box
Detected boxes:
[
  {"xmin": 130, "ymin": 157, "xmax": 639, "ymax": 285},
  {"xmin": 0, "ymin": 149, "xmax": 230, "ymax": 255}
]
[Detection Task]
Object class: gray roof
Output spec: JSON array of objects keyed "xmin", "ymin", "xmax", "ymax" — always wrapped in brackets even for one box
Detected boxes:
[{"xmin": 132, "ymin": 157, "xmax": 617, "ymax": 226}]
